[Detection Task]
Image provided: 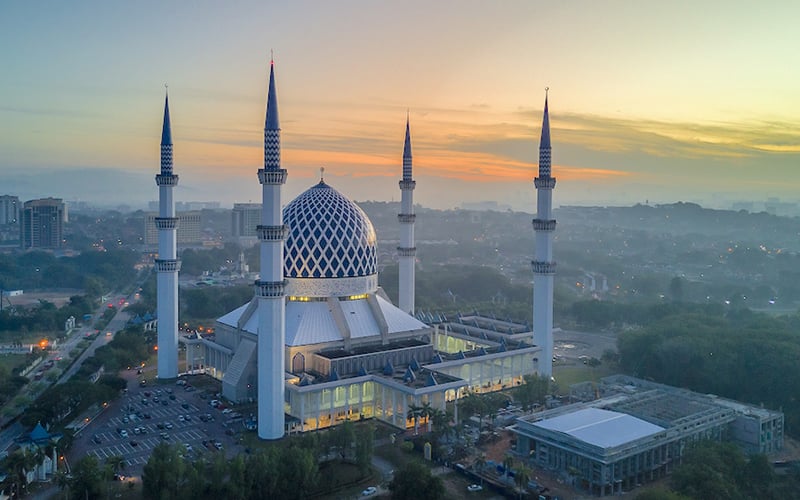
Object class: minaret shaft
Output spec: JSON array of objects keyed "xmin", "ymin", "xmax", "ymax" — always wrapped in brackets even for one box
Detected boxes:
[
  {"xmin": 257, "ymin": 61, "xmax": 287, "ymax": 440},
  {"xmin": 156, "ymin": 93, "xmax": 180, "ymax": 380},
  {"xmin": 398, "ymin": 117, "xmax": 416, "ymax": 314},
  {"xmin": 532, "ymin": 93, "xmax": 556, "ymax": 378}
]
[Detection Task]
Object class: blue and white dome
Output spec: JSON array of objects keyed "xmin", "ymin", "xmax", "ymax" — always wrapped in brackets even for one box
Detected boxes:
[{"xmin": 283, "ymin": 181, "xmax": 377, "ymax": 280}]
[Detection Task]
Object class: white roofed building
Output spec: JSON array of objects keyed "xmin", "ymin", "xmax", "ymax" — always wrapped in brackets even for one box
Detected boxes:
[{"xmin": 512, "ymin": 375, "xmax": 784, "ymax": 496}]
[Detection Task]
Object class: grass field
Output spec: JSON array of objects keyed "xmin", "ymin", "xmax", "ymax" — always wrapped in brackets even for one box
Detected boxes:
[
  {"xmin": 553, "ymin": 363, "xmax": 616, "ymax": 393},
  {"xmin": 0, "ymin": 353, "xmax": 28, "ymax": 373}
]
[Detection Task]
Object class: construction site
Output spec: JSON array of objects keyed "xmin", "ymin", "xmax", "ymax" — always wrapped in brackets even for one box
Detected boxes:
[{"xmin": 511, "ymin": 375, "xmax": 784, "ymax": 496}]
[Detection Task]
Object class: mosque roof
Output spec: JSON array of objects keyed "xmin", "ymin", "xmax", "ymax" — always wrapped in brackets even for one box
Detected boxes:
[
  {"xmin": 283, "ymin": 181, "xmax": 377, "ymax": 279},
  {"xmin": 217, "ymin": 293, "xmax": 427, "ymax": 347}
]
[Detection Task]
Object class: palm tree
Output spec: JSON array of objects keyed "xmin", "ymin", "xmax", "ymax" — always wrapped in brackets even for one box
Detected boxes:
[
  {"xmin": 6, "ymin": 448, "xmax": 37, "ymax": 498},
  {"xmin": 54, "ymin": 470, "xmax": 71, "ymax": 500},
  {"xmin": 473, "ymin": 454, "xmax": 487, "ymax": 486},
  {"xmin": 502, "ymin": 455, "xmax": 514, "ymax": 482},
  {"xmin": 407, "ymin": 403, "xmax": 423, "ymax": 435},
  {"xmin": 429, "ymin": 408, "xmax": 453, "ymax": 443},
  {"xmin": 513, "ymin": 467, "xmax": 531, "ymax": 499},
  {"xmin": 420, "ymin": 401, "xmax": 434, "ymax": 432}
]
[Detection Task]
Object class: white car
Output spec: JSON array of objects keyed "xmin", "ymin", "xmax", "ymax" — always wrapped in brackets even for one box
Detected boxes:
[
  {"xmin": 360, "ymin": 486, "xmax": 377, "ymax": 497},
  {"xmin": 467, "ymin": 484, "xmax": 483, "ymax": 492},
  {"xmin": 120, "ymin": 430, "xmax": 129, "ymax": 438}
]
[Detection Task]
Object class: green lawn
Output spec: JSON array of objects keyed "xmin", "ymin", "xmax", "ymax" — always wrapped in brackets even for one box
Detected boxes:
[
  {"xmin": 553, "ymin": 363, "xmax": 616, "ymax": 394},
  {"xmin": 0, "ymin": 353, "xmax": 28, "ymax": 373}
]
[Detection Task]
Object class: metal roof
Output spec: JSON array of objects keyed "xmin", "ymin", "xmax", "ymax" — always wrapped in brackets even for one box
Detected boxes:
[{"xmin": 532, "ymin": 407, "xmax": 664, "ymax": 449}]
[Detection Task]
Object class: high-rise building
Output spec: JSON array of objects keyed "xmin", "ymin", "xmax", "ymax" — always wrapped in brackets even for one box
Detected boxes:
[
  {"xmin": 144, "ymin": 212, "xmax": 202, "ymax": 246},
  {"xmin": 155, "ymin": 92, "xmax": 180, "ymax": 380},
  {"xmin": 532, "ymin": 90, "xmax": 557, "ymax": 378},
  {"xmin": 20, "ymin": 198, "xmax": 66, "ymax": 249},
  {"xmin": 232, "ymin": 203, "xmax": 262, "ymax": 245},
  {"xmin": 398, "ymin": 115, "xmax": 416, "ymax": 314},
  {"xmin": 0, "ymin": 195, "xmax": 19, "ymax": 225}
]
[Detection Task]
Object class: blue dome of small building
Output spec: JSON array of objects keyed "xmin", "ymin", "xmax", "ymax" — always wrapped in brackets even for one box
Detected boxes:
[{"xmin": 283, "ymin": 181, "xmax": 377, "ymax": 279}]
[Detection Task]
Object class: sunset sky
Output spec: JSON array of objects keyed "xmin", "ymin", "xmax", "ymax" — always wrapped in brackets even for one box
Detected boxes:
[{"xmin": 1, "ymin": 1, "xmax": 799, "ymax": 210}]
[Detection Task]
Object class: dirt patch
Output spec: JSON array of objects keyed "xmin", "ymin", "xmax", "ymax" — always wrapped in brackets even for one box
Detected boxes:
[{"xmin": 5, "ymin": 290, "xmax": 81, "ymax": 308}]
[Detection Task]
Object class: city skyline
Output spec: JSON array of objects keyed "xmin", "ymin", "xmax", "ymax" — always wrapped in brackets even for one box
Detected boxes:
[{"xmin": 1, "ymin": 1, "xmax": 799, "ymax": 210}]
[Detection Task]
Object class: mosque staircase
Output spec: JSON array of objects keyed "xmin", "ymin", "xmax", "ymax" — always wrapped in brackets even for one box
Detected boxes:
[{"xmin": 222, "ymin": 338, "xmax": 256, "ymax": 401}]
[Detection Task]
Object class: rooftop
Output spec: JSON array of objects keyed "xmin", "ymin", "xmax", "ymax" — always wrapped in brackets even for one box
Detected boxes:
[{"xmin": 532, "ymin": 407, "xmax": 665, "ymax": 450}]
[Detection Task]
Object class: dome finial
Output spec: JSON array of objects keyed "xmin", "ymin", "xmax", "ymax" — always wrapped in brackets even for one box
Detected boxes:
[{"xmin": 320, "ymin": 166, "xmax": 325, "ymax": 182}]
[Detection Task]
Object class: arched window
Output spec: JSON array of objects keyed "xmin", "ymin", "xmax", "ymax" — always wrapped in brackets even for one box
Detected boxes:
[{"xmin": 292, "ymin": 353, "xmax": 305, "ymax": 373}]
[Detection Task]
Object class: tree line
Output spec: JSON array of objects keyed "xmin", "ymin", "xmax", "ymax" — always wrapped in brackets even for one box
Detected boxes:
[
  {"xmin": 141, "ymin": 421, "xmax": 375, "ymax": 500},
  {"xmin": 617, "ymin": 307, "xmax": 800, "ymax": 437}
]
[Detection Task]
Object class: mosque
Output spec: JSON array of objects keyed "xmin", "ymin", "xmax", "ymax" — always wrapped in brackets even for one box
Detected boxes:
[{"xmin": 156, "ymin": 60, "xmax": 556, "ymax": 440}]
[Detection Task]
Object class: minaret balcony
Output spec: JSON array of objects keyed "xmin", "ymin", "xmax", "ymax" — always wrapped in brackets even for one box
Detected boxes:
[
  {"xmin": 155, "ymin": 259, "xmax": 181, "ymax": 272},
  {"xmin": 398, "ymin": 213, "xmax": 416, "ymax": 223},
  {"xmin": 532, "ymin": 219, "xmax": 557, "ymax": 231},
  {"xmin": 534, "ymin": 177, "xmax": 556, "ymax": 189},
  {"xmin": 399, "ymin": 179, "xmax": 416, "ymax": 190},
  {"xmin": 257, "ymin": 224, "xmax": 288, "ymax": 241},
  {"xmin": 156, "ymin": 174, "xmax": 179, "ymax": 186},
  {"xmin": 155, "ymin": 217, "xmax": 179, "ymax": 230},
  {"xmin": 397, "ymin": 246, "xmax": 417, "ymax": 257},
  {"xmin": 255, "ymin": 280, "xmax": 286, "ymax": 297},
  {"xmin": 531, "ymin": 260, "xmax": 557, "ymax": 274},
  {"xmin": 258, "ymin": 168, "xmax": 287, "ymax": 185}
]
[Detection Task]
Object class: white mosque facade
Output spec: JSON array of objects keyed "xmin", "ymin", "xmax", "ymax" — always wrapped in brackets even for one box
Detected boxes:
[{"xmin": 171, "ymin": 62, "xmax": 553, "ymax": 437}]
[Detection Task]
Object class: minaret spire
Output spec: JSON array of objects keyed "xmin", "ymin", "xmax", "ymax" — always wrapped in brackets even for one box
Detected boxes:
[
  {"xmin": 398, "ymin": 113, "xmax": 416, "ymax": 314},
  {"xmin": 256, "ymin": 57, "xmax": 287, "ymax": 440},
  {"xmin": 155, "ymin": 89, "xmax": 180, "ymax": 380},
  {"xmin": 538, "ymin": 87, "xmax": 551, "ymax": 177},
  {"xmin": 532, "ymin": 89, "xmax": 557, "ymax": 378},
  {"xmin": 161, "ymin": 91, "xmax": 172, "ymax": 152}
]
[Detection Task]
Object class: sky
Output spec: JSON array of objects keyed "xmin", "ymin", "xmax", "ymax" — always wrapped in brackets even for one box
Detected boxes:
[{"xmin": 1, "ymin": 0, "xmax": 799, "ymax": 211}]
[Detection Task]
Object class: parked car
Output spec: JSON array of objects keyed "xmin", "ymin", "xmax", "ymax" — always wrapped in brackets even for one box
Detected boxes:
[
  {"xmin": 467, "ymin": 484, "xmax": 483, "ymax": 492},
  {"xmin": 360, "ymin": 486, "xmax": 377, "ymax": 497}
]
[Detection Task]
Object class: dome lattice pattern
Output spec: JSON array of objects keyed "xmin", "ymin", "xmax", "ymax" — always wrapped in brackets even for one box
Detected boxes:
[{"xmin": 284, "ymin": 181, "xmax": 377, "ymax": 279}]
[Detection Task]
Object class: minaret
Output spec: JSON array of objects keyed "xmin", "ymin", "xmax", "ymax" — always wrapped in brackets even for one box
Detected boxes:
[
  {"xmin": 155, "ymin": 92, "xmax": 180, "ymax": 380},
  {"xmin": 398, "ymin": 114, "xmax": 416, "ymax": 314},
  {"xmin": 256, "ymin": 58, "xmax": 287, "ymax": 440},
  {"xmin": 532, "ymin": 89, "xmax": 556, "ymax": 378}
]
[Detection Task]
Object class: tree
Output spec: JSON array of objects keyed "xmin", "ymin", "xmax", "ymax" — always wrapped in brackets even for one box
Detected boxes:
[
  {"xmin": 669, "ymin": 276, "xmax": 685, "ymax": 302},
  {"xmin": 69, "ymin": 455, "xmax": 104, "ymax": 500},
  {"xmin": 502, "ymin": 455, "xmax": 514, "ymax": 481},
  {"xmin": 513, "ymin": 466, "xmax": 531, "ymax": 499},
  {"xmin": 355, "ymin": 422, "xmax": 375, "ymax": 475},
  {"xmin": 429, "ymin": 408, "xmax": 453, "ymax": 444},
  {"xmin": 407, "ymin": 403, "xmax": 423, "ymax": 435},
  {"xmin": 142, "ymin": 443, "xmax": 185, "ymax": 500},
  {"xmin": 332, "ymin": 420, "xmax": 356, "ymax": 461},
  {"xmin": 458, "ymin": 391, "xmax": 487, "ymax": 428},
  {"xmin": 473, "ymin": 454, "xmax": 487, "ymax": 486},
  {"xmin": 389, "ymin": 461, "xmax": 445, "ymax": 500},
  {"xmin": 513, "ymin": 373, "xmax": 550, "ymax": 412},
  {"xmin": 3, "ymin": 449, "xmax": 37, "ymax": 499},
  {"xmin": 54, "ymin": 470, "xmax": 71, "ymax": 500},
  {"xmin": 634, "ymin": 488, "xmax": 691, "ymax": 500}
]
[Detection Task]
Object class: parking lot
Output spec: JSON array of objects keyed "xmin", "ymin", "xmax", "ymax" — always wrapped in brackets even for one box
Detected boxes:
[{"xmin": 68, "ymin": 369, "xmax": 247, "ymax": 478}]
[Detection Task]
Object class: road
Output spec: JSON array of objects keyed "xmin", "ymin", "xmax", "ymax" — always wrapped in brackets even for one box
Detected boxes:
[{"xmin": 57, "ymin": 291, "xmax": 140, "ymax": 384}]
